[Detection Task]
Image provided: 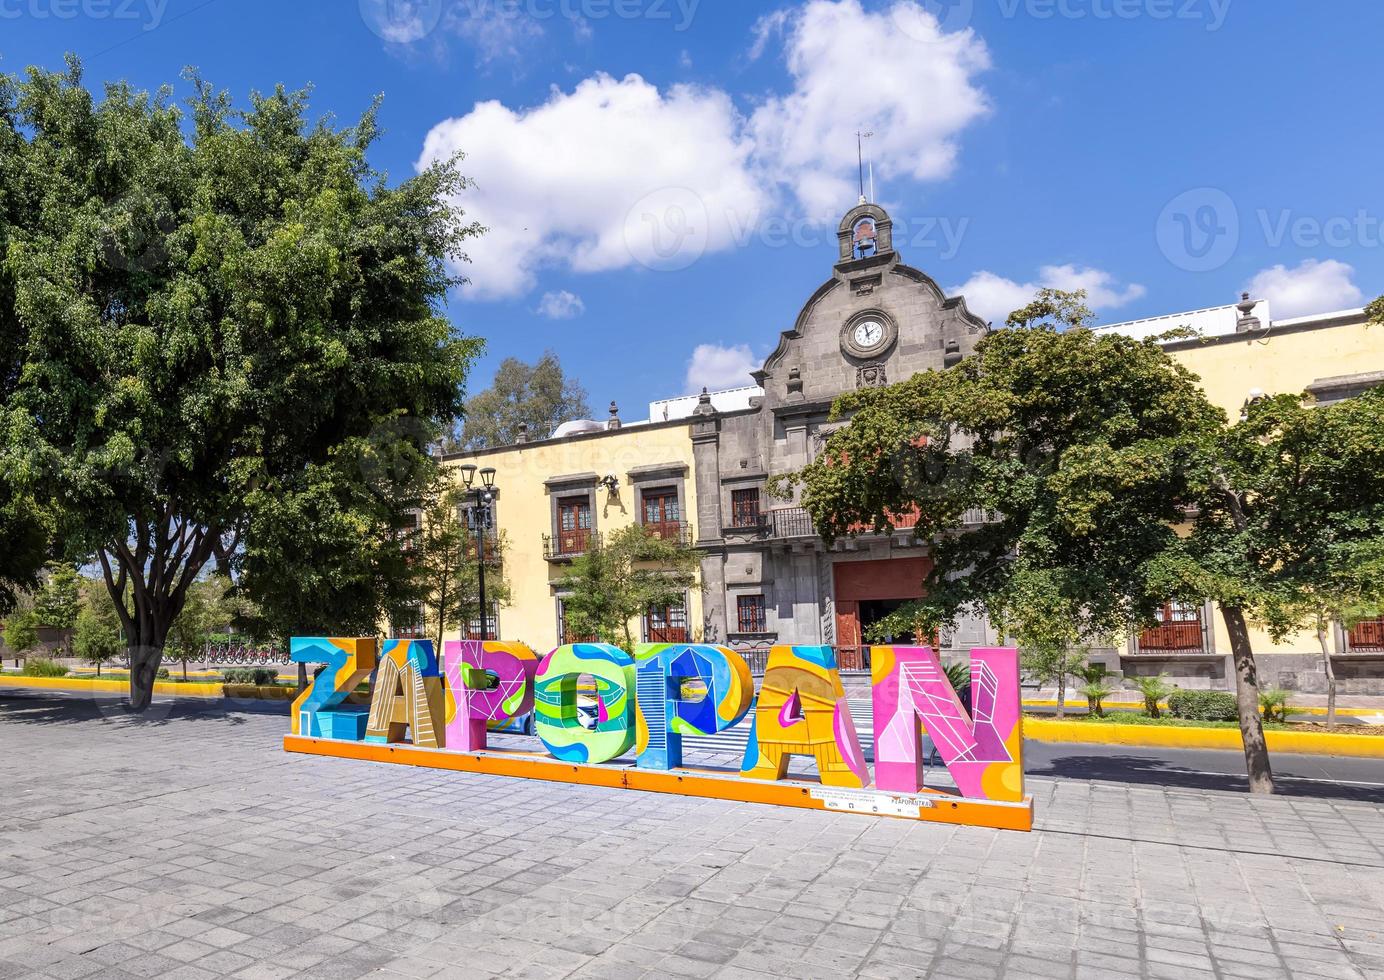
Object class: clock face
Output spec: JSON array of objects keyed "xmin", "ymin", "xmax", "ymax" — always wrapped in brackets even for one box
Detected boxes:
[{"xmin": 854, "ymin": 320, "xmax": 885, "ymax": 348}]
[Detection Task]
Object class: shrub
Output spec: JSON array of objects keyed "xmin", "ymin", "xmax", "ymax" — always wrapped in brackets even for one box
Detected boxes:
[
  {"xmin": 1259, "ymin": 688, "xmax": 1293, "ymax": 723},
  {"xmin": 22, "ymin": 657, "xmax": 69, "ymax": 678},
  {"xmin": 1129, "ymin": 674, "xmax": 1176, "ymax": 719},
  {"xmin": 1168, "ymin": 689, "xmax": 1239, "ymax": 722},
  {"xmin": 222, "ymin": 667, "xmax": 280, "ymax": 687},
  {"xmin": 155, "ymin": 667, "xmax": 170, "ymax": 680}
]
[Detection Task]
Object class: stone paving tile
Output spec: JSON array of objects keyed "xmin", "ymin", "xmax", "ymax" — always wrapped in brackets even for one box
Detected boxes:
[{"xmin": 1, "ymin": 693, "xmax": 1382, "ymax": 979}]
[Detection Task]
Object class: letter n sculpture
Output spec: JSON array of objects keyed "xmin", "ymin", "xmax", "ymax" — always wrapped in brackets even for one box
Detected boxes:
[{"xmin": 871, "ymin": 646, "xmax": 1024, "ymax": 802}]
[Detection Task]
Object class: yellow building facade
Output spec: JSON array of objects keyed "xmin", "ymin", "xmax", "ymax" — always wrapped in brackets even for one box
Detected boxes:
[
  {"xmin": 1100, "ymin": 304, "xmax": 1384, "ymax": 691},
  {"xmin": 442, "ymin": 417, "xmax": 703, "ymax": 654}
]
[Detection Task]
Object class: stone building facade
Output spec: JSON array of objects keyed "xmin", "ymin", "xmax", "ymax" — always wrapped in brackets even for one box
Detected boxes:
[{"xmin": 685, "ymin": 203, "xmax": 997, "ymax": 667}]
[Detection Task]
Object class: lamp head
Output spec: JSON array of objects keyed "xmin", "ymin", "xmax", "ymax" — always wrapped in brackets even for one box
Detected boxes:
[
  {"xmin": 481, "ymin": 467, "xmax": 497, "ymax": 490},
  {"xmin": 460, "ymin": 464, "xmax": 478, "ymax": 489}
]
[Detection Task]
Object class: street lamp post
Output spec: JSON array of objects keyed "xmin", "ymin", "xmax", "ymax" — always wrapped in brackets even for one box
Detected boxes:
[{"xmin": 459, "ymin": 465, "xmax": 498, "ymax": 641}]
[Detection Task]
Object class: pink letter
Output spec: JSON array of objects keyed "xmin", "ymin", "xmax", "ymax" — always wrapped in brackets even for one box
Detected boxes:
[
  {"xmin": 870, "ymin": 646, "xmax": 1024, "ymax": 802},
  {"xmin": 443, "ymin": 640, "xmax": 540, "ymax": 752}
]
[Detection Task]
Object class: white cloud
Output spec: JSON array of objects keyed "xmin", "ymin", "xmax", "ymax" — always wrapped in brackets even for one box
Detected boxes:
[
  {"xmin": 749, "ymin": 0, "xmax": 992, "ymax": 218},
  {"xmin": 447, "ymin": 5, "xmax": 545, "ymax": 63},
  {"xmin": 536, "ymin": 290, "xmax": 586, "ymax": 320},
  {"xmin": 1039, "ymin": 264, "xmax": 1147, "ymax": 310},
  {"xmin": 1245, "ymin": 259, "xmax": 1363, "ymax": 320},
  {"xmin": 950, "ymin": 265, "xmax": 1146, "ymax": 325},
  {"xmin": 417, "ymin": 1, "xmax": 994, "ymax": 300},
  {"xmin": 418, "ymin": 73, "xmax": 763, "ymax": 299},
  {"xmin": 749, "ymin": 9, "xmax": 793, "ymax": 61},
  {"xmin": 686, "ymin": 344, "xmax": 758, "ymax": 392}
]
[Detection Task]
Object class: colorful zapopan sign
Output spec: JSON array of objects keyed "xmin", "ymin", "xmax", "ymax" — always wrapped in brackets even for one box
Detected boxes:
[{"xmin": 283, "ymin": 639, "xmax": 1033, "ymax": 831}]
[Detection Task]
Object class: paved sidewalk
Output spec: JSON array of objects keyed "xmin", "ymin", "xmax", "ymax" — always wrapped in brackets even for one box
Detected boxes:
[{"xmin": 0, "ymin": 692, "xmax": 1381, "ymax": 979}]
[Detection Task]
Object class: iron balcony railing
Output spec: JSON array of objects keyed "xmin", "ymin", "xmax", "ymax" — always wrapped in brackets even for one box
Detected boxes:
[
  {"xmin": 644, "ymin": 521, "xmax": 694, "ymax": 548},
  {"xmin": 543, "ymin": 529, "xmax": 599, "ymax": 561},
  {"xmin": 764, "ymin": 506, "xmax": 997, "ymax": 541},
  {"xmin": 769, "ymin": 507, "xmax": 816, "ymax": 539}
]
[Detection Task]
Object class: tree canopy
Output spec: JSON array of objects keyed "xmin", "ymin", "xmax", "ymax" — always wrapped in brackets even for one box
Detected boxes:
[
  {"xmin": 558, "ymin": 524, "xmax": 700, "ymax": 651},
  {"xmin": 455, "ymin": 351, "xmax": 590, "ymax": 450},
  {"xmin": 1169, "ymin": 387, "xmax": 1384, "ymax": 773},
  {"xmin": 789, "ymin": 302, "xmax": 1224, "ymax": 650},
  {"xmin": 0, "ymin": 60, "xmax": 483, "ymax": 708}
]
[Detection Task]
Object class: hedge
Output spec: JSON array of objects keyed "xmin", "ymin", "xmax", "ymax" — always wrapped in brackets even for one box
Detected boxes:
[{"xmin": 1168, "ymin": 689, "xmax": 1239, "ymax": 722}]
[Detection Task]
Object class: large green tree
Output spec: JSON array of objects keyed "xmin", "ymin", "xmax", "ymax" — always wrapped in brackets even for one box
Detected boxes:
[
  {"xmin": 0, "ymin": 61, "xmax": 482, "ymax": 709},
  {"xmin": 1172, "ymin": 389, "xmax": 1384, "ymax": 780},
  {"xmin": 558, "ymin": 524, "xmax": 700, "ymax": 651},
  {"xmin": 454, "ymin": 351, "xmax": 590, "ymax": 450},
  {"xmin": 0, "ymin": 73, "xmax": 51, "ymax": 614},
  {"xmin": 788, "ymin": 292, "xmax": 1223, "ymax": 655}
]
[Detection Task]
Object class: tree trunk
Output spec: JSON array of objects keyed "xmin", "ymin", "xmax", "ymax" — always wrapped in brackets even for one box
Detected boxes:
[
  {"xmin": 1056, "ymin": 669, "xmax": 1067, "ymax": 719},
  {"xmin": 128, "ymin": 647, "xmax": 163, "ymax": 711},
  {"xmin": 1317, "ymin": 620, "xmax": 1337, "ymax": 731},
  {"xmin": 1221, "ymin": 605, "xmax": 1275, "ymax": 794}
]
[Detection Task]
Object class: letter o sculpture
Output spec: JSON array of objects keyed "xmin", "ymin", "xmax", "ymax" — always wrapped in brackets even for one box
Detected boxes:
[{"xmin": 534, "ymin": 643, "xmax": 637, "ymax": 765}]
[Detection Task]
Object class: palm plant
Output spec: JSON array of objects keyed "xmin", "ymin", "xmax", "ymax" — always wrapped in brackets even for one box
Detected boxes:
[
  {"xmin": 1259, "ymin": 688, "xmax": 1292, "ymax": 724},
  {"xmin": 1129, "ymin": 674, "xmax": 1175, "ymax": 719},
  {"xmin": 1074, "ymin": 663, "xmax": 1116, "ymax": 718}
]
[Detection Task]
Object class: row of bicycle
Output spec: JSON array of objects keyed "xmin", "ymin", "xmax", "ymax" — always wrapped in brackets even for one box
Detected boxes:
[{"xmin": 200, "ymin": 646, "xmax": 291, "ymax": 666}]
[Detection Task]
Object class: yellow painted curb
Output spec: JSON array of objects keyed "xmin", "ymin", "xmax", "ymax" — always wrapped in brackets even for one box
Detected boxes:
[
  {"xmin": 1021, "ymin": 698, "xmax": 1379, "ymax": 719},
  {"xmin": 1026, "ymin": 718, "xmax": 1384, "ymax": 758},
  {"xmin": 0, "ymin": 675, "xmax": 223, "ymax": 697}
]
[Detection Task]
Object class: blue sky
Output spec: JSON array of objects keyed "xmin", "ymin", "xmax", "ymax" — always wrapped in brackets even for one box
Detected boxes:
[{"xmin": 4, "ymin": 0, "xmax": 1382, "ymax": 417}]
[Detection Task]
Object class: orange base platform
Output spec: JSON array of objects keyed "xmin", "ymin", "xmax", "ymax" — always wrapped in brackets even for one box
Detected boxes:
[{"xmin": 283, "ymin": 735, "xmax": 1035, "ymax": 832}]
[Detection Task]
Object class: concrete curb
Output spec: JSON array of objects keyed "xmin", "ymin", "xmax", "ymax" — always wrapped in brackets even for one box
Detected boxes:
[
  {"xmin": 1021, "ymin": 698, "xmax": 1380, "ymax": 719},
  {"xmin": 0, "ymin": 675, "xmax": 224, "ymax": 697},
  {"xmin": 1026, "ymin": 718, "xmax": 1384, "ymax": 758}
]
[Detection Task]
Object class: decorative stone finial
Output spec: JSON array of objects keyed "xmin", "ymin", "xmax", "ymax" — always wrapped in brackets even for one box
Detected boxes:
[
  {"xmin": 1236, "ymin": 293, "xmax": 1262, "ymax": 333},
  {"xmin": 608, "ymin": 401, "xmax": 621, "ymax": 430}
]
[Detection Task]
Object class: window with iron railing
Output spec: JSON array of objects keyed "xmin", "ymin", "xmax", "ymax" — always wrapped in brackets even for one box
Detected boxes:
[
  {"xmin": 462, "ymin": 605, "xmax": 500, "ymax": 641},
  {"xmin": 1138, "ymin": 602, "xmax": 1205, "ymax": 653},
  {"xmin": 645, "ymin": 603, "xmax": 689, "ymax": 644},
  {"xmin": 394, "ymin": 606, "xmax": 427, "ymax": 639},
  {"xmin": 555, "ymin": 497, "xmax": 593, "ymax": 556},
  {"xmin": 731, "ymin": 488, "xmax": 763, "ymax": 528},
  {"xmin": 1348, "ymin": 618, "xmax": 1384, "ymax": 652},
  {"xmin": 736, "ymin": 595, "xmax": 768, "ymax": 634},
  {"xmin": 557, "ymin": 600, "xmax": 597, "ymax": 645},
  {"xmin": 642, "ymin": 488, "xmax": 686, "ymax": 542}
]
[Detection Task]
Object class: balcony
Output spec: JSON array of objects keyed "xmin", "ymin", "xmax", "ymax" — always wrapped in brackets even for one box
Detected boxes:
[
  {"xmin": 643, "ymin": 521, "xmax": 694, "ymax": 548},
  {"xmin": 543, "ymin": 529, "xmax": 599, "ymax": 562},
  {"xmin": 769, "ymin": 507, "xmax": 816, "ymax": 539}
]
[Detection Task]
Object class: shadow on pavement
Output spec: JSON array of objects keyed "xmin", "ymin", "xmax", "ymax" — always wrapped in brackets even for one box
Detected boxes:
[
  {"xmin": 1028, "ymin": 753, "xmax": 1384, "ymax": 804},
  {"xmin": 0, "ymin": 689, "xmax": 289, "ymax": 728}
]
